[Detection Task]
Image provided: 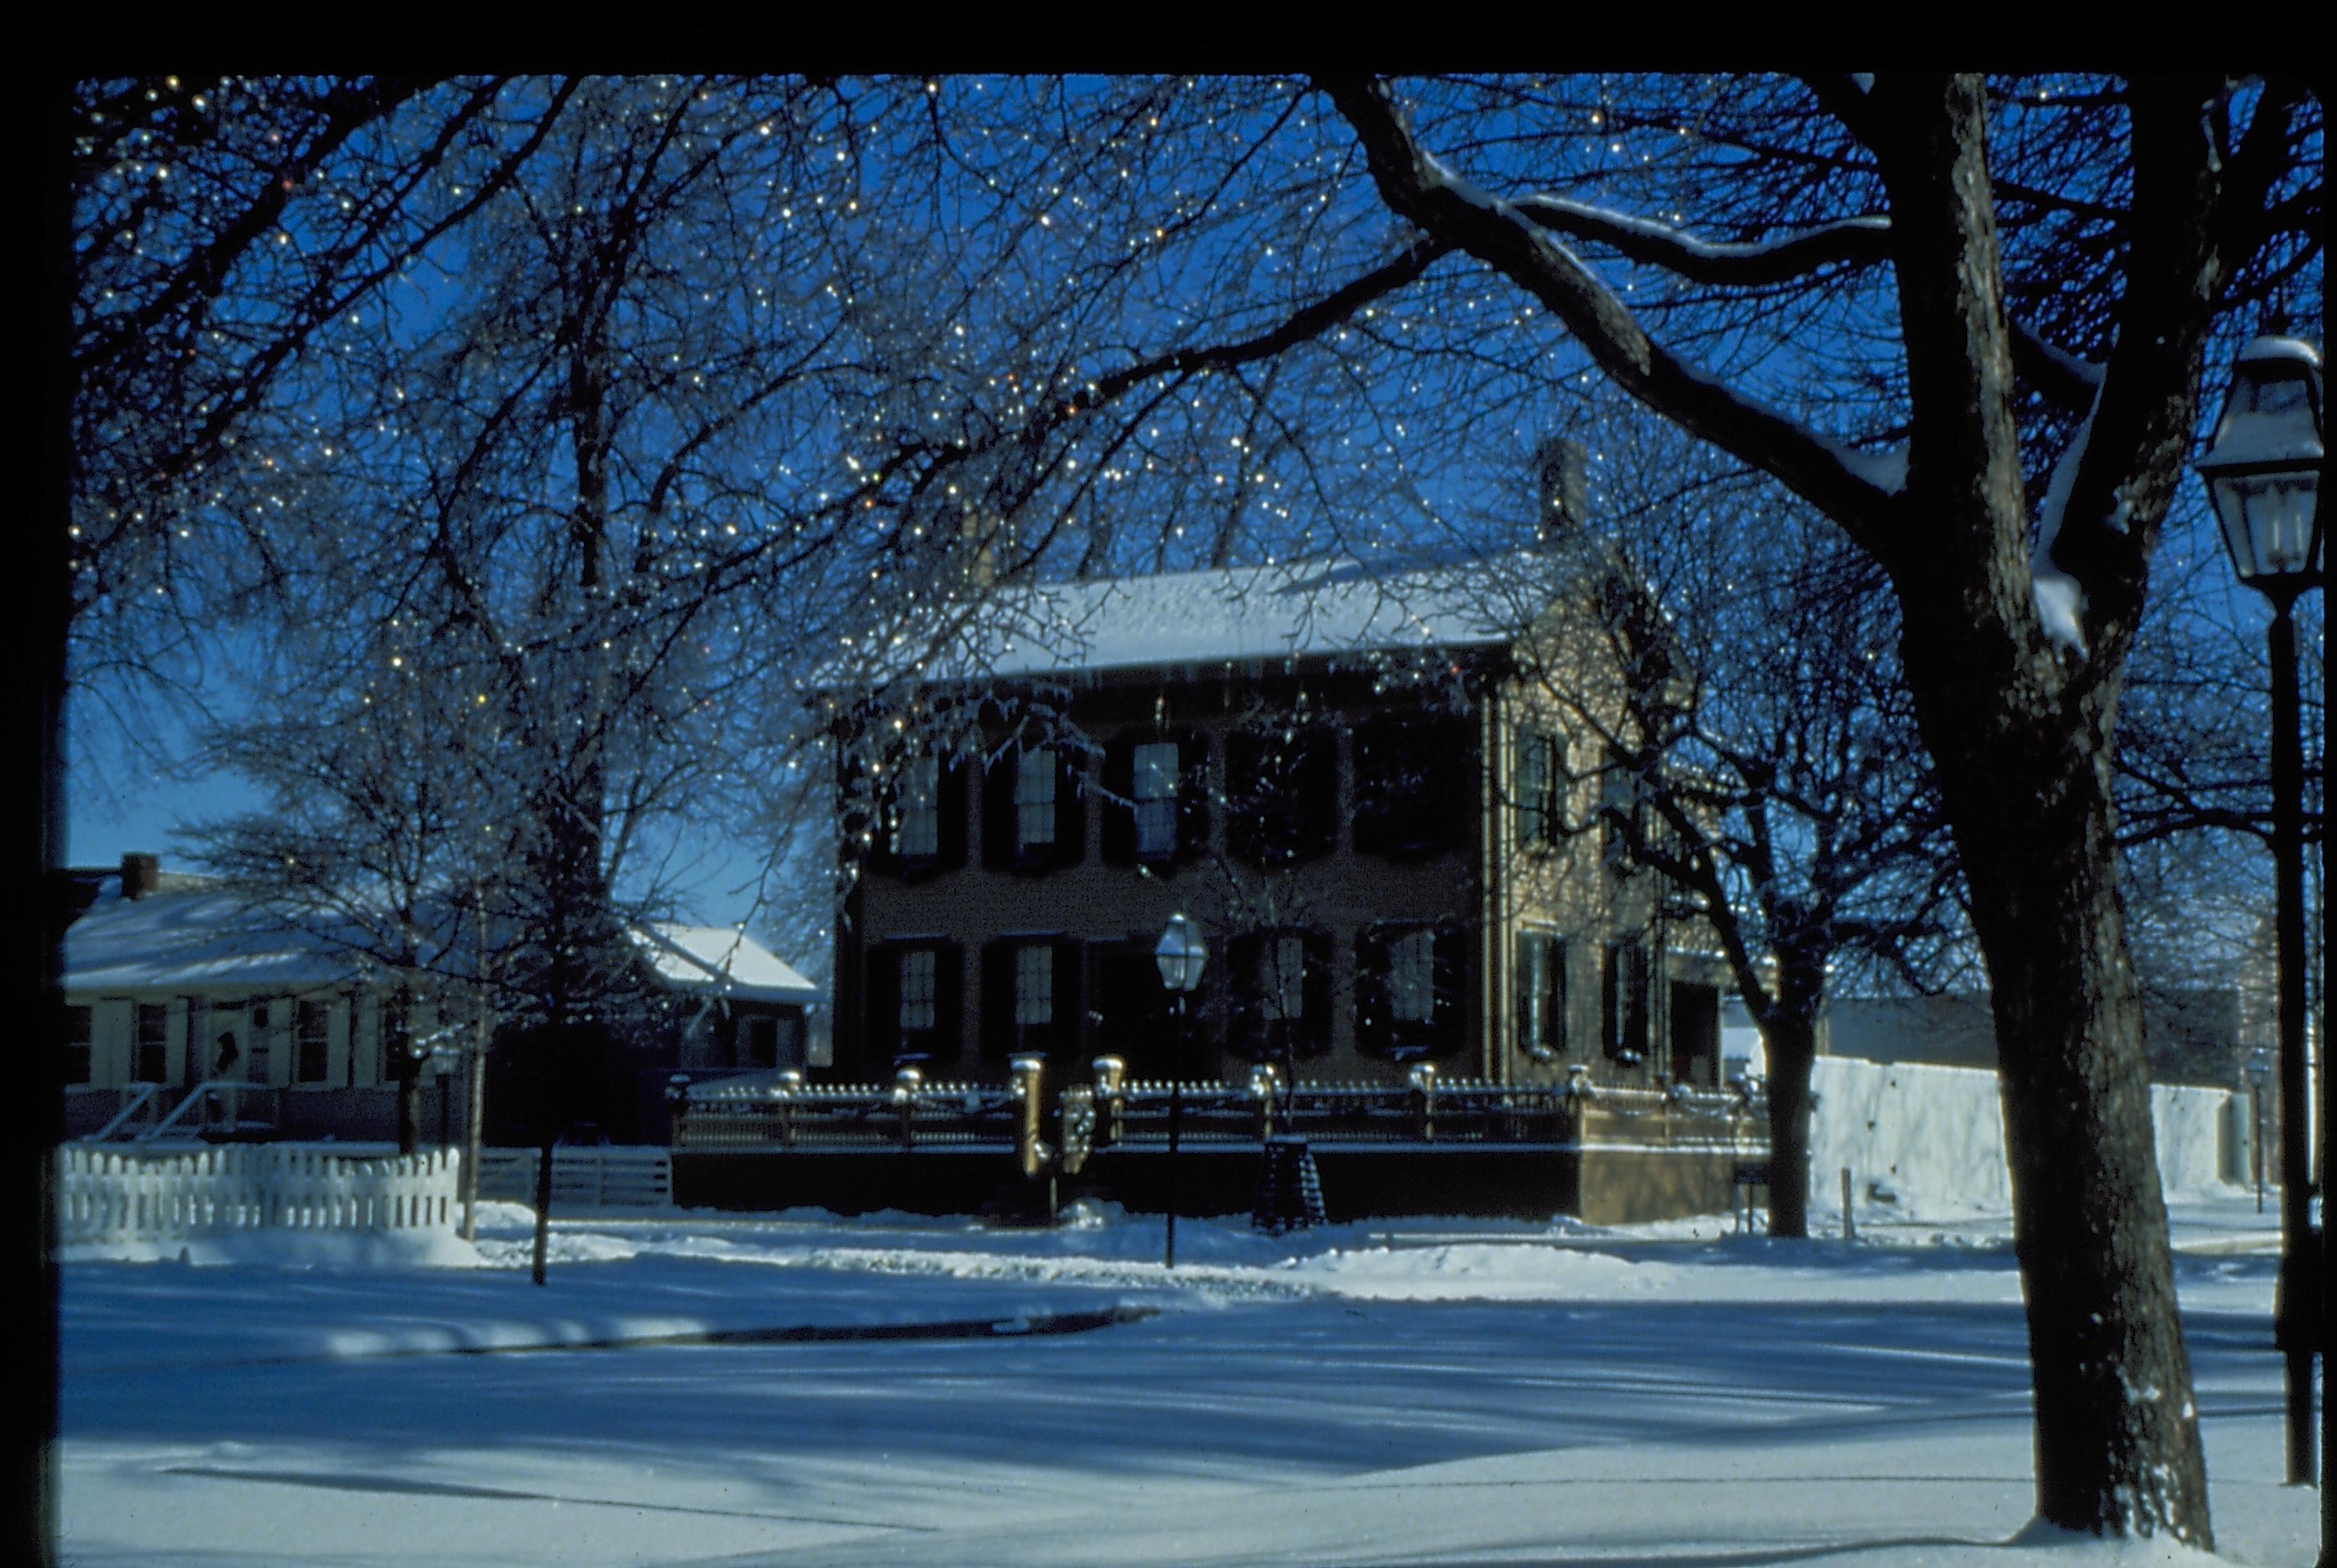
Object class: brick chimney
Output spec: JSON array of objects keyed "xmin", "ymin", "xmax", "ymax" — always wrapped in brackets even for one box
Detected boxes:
[
  {"xmin": 120, "ymin": 852, "xmax": 161, "ymax": 900},
  {"xmin": 1534, "ymin": 437, "xmax": 1591, "ymax": 540}
]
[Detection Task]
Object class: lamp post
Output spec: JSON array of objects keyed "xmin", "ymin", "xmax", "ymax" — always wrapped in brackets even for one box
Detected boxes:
[
  {"xmin": 1154, "ymin": 911, "xmax": 1207, "ymax": 1268},
  {"xmin": 2196, "ymin": 333, "xmax": 2324, "ymax": 1494},
  {"xmin": 2246, "ymin": 1047, "xmax": 2272, "ymax": 1216}
]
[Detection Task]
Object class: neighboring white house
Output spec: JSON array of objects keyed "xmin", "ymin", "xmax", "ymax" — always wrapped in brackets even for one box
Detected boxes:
[{"xmin": 62, "ymin": 855, "xmax": 822, "ymax": 1144}]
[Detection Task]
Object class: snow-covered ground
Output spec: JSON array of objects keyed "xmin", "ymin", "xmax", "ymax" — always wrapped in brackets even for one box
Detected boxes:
[{"xmin": 59, "ymin": 1192, "xmax": 2310, "ymax": 1566}]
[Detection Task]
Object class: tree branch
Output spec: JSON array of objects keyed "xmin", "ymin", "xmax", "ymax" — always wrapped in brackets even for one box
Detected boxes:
[{"xmin": 1320, "ymin": 75, "xmax": 1900, "ymax": 545}]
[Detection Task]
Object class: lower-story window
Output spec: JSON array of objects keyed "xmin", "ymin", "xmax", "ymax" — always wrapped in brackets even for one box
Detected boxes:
[
  {"xmin": 64, "ymin": 1005, "xmax": 92, "ymax": 1085},
  {"xmin": 134, "ymin": 1003, "xmax": 168, "ymax": 1084},
  {"xmin": 296, "ymin": 1000, "xmax": 332, "ymax": 1084},
  {"xmin": 1516, "ymin": 934, "xmax": 1568, "ymax": 1061}
]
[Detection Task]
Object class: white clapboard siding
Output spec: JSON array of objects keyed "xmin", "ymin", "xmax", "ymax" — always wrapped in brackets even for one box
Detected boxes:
[
  {"xmin": 475, "ymin": 1147, "xmax": 672, "ymax": 1209},
  {"xmin": 55, "ymin": 1145, "xmax": 460, "ymax": 1244}
]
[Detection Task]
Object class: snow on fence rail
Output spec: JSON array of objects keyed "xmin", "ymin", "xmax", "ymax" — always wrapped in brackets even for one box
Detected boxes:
[{"xmin": 55, "ymin": 1144, "xmax": 460, "ymax": 1245}]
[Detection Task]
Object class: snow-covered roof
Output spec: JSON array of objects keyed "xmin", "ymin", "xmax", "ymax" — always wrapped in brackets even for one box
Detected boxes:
[
  {"xmin": 66, "ymin": 886, "xmax": 821, "ymax": 1009},
  {"xmin": 953, "ymin": 550, "xmax": 1546, "ymax": 680},
  {"xmin": 65, "ymin": 888, "xmax": 371, "ymax": 995},
  {"xmin": 628, "ymin": 924, "xmax": 819, "ymax": 1006}
]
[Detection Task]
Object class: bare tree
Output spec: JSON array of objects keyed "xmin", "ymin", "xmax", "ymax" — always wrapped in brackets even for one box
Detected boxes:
[
  {"xmin": 1308, "ymin": 70, "xmax": 2319, "ymax": 1546},
  {"xmin": 1501, "ymin": 418, "xmax": 1965, "ymax": 1237}
]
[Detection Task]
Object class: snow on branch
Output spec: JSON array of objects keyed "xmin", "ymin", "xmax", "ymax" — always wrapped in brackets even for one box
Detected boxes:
[
  {"xmin": 1320, "ymin": 77, "xmax": 1900, "ymax": 540},
  {"xmin": 2030, "ymin": 390, "xmax": 2102, "ymax": 657},
  {"xmin": 1508, "ymin": 194, "xmax": 1891, "ymax": 286}
]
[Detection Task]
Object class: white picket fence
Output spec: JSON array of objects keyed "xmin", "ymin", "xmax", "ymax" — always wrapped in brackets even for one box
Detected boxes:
[{"xmin": 55, "ymin": 1144, "xmax": 461, "ymax": 1245}]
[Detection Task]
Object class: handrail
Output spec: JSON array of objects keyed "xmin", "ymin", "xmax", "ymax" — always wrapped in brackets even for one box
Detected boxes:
[
  {"xmin": 88, "ymin": 1084, "xmax": 163, "ymax": 1143},
  {"xmin": 138, "ymin": 1080, "xmax": 240, "ymax": 1142}
]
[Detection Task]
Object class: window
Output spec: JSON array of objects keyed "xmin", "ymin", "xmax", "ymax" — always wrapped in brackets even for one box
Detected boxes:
[
  {"xmin": 1357, "ymin": 924, "xmax": 1467, "ymax": 1061},
  {"xmin": 1515, "ymin": 730, "xmax": 1557, "ymax": 848},
  {"xmin": 1389, "ymin": 930, "xmax": 1436, "ymax": 1023},
  {"xmin": 899, "ymin": 950, "xmax": 938, "ymax": 1033},
  {"xmin": 1132, "ymin": 741, "xmax": 1179, "ymax": 859},
  {"xmin": 1227, "ymin": 725, "xmax": 1337, "ymax": 865},
  {"xmin": 1602, "ymin": 941, "xmax": 1650, "ymax": 1064},
  {"xmin": 893, "ymin": 756, "xmax": 941, "ymax": 861},
  {"xmin": 296, "ymin": 1000, "xmax": 332, "ymax": 1084},
  {"xmin": 64, "ymin": 1005, "xmax": 92, "ymax": 1085},
  {"xmin": 1013, "ymin": 945, "xmax": 1054, "ymax": 1028},
  {"xmin": 739, "ymin": 1016, "xmax": 779, "ymax": 1071},
  {"xmin": 1353, "ymin": 719, "xmax": 1468, "ymax": 858},
  {"xmin": 980, "ymin": 938, "xmax": 1074, "ymax": 1060},
  {"xmin": 1270, "ymin": 936, "xmax": 1306, "ymax": 1023},
  {"xmin": 246, "ymin": 1003, "xmax": 273, "ymax": 1085},
  {"xmin": 1600, "ymin": 769, "xmax": 1637, "ymax": 870},
  {"xmin": 134, "ymin": 1004, "xmax": 168, "ymax": 1084},
  {"xmin": 873, "ymin": 942, "xmax": 960, "ymax": 1066},
  {"xmin": 1015, "ymin": 747, "xmax": 1057, "ymax": 852},
  {"xmin": 1516, "ymin": 934, "xmax": 1568, "ymax": 1061}
]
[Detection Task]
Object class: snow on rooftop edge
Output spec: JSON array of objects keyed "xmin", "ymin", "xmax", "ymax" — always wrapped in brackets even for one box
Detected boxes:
[{"xmin": 943, "ymin": 550, "xmax": 1552, "ymax": 682}]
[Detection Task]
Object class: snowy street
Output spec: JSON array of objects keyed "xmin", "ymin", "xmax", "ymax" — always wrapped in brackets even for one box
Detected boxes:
[{"xmin": 59, "ymin": 1196, "xmax": 2311, "ymax": 1567}]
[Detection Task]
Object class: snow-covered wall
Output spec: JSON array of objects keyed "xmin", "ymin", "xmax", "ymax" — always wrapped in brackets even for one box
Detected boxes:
[{"xmin": 1808, "ymin": 1057, "xmax": 2242, "ymax": 1219}]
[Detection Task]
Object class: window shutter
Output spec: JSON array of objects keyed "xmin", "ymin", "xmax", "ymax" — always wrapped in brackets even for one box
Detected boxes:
[
  {"xmin": 1354, "ymin": 927, "xmax": 1391, "ymax": 1056},
  {"xmin": 1175, "ymin": 728, "xmax": 1210, "ymax": 861},
  {"xmin": 1052, "ymin": 937, "xmax": 1084, "ymax": 1058},
  {"xmin": 1431, "ymin": 924, "xmax": 1469, "ymax": 1058},
  {"xmin": 1514, "ymin": 934, "xmax": 1542, "ymax": 1058},
  {"xmin": 937, "ymin": 759, "xmax": 968, "ymax": 870},
  {"xmin": 1054, "ymin": 749, "xmax": 1087, "ymax": 866},
  {"xmin": 981, "ymin": 750, "xmax": 1016, "ymax": 869},
  {"xmin": 932, "ymin": 941, "xmax": 964, "ymax": 1065},
  {"xmin": 979, "ymin": 941, "xmax": 1014, "ymax": 1061},
  {"xmin": 1101, "ymin": 737, "xmax": 1137, "ymax": 865},
  {"xmin": 1601, "ymin": 942, "xmax": 1621, "ymax": 1059},
  {"xmin": 1301, "ymin": 931, "xmax": 1333, "ymax": 1060},
  {"xmin": 866, "ymin": 945, "xmax": 901, "ymax": 1066},
  {"xmin": 1548, "ymin": 938, "xmax": 1570, "ymax": 1058}
]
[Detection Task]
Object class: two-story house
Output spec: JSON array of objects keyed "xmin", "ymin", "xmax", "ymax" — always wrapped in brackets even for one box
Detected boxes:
[{"xmin": 830, "ymin": 540, "xmax": 1730, "ymax": 1091}]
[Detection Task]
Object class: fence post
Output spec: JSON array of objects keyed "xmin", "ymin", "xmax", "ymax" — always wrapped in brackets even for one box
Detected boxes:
[{"xmin": 1840, "ymin": 1167, "xmax": 1855, "ymax": 1242}]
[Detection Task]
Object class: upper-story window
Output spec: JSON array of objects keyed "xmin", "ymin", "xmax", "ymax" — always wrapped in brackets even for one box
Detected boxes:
[
  {"xmin": 1354, "ymin": 717, "xmax": 1469, "ymax": 859},
  {"xmin": 893, "ymin": 756, "xmax": 941, "ymax": 861},
  {"xmin": 1132, "ymin": 741, "xmax": 1179, "ymax": 859},
  {"xmin": 1015, "ymin": 748, "xmax": 1057, "ymax": 853},
  {"xmin": 1514, "ymin": 729, "xmax": 1558, "ymax": 849},
  {"xmin": 1227, "ymin": 724, "xmax": 1337, "ymax": 866},
  {"xmin": 986, "ymin": 743, "xmax": 1083, "ymax": 870}
]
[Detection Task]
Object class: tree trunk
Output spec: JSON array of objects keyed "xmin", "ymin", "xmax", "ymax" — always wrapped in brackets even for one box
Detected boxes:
[
  {"xmin": 1760, "ymin": 1014, "xmax": 1818, "ymax": 1240},
  {"xmin": 1899, "ymin": 609, "xmax": 2211, "ymax": 1546},
  {"xmin": 390, "ymin": 985, "xmax": 420, "ymax": 1156}
]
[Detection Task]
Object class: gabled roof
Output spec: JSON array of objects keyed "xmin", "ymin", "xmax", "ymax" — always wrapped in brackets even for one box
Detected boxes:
[
  {"xmin": 628, "ymin": 924, "xmax": 819, "ymax": 1006},
  {"xmin": 955, "ymin": 549, "xmax": 1550, "ymax": 679},
  {"xmin": 65, "ymin": 884, "xmax": 820, "ymax": 1007},
  {"xmin": 65, "ymin": 888, "xmax": 373, "ymax": 993}
]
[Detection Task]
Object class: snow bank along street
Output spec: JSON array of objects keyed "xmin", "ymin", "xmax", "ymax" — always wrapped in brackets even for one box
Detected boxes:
[{"xmin": 60, "ymin": 1195, "xmax": 2309, "ymax": 1566}]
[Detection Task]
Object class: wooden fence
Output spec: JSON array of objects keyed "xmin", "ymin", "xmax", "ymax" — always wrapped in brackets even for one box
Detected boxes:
[
  {"xmin": 55, "ymin": 1144, "xmax": 461, "ymax": 1244},
  {"xmin": 474, "ymin": 1146, "xmax": 674, "ymax": 1209}
]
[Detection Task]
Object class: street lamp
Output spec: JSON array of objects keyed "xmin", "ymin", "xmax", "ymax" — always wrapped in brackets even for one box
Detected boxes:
[
  {"xmin": 1154, "ymin": 912, "xmax": 1207, "ymax": 1268},
  {"xmin": 2197, "ymin": 333, "xmax": 2323, "ymax": 1494}
]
